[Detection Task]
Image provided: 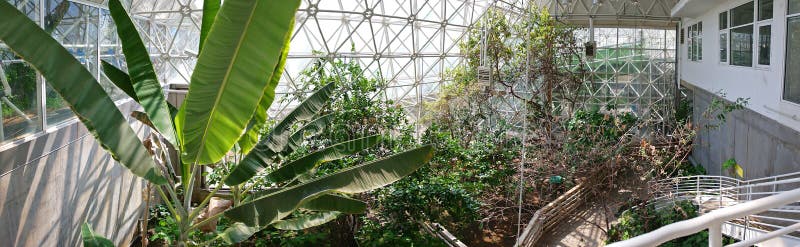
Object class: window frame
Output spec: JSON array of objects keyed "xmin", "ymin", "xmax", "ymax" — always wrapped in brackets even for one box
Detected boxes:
[
  {"xmin": 755, "ymin": 0, "xmax": 773, "ymax": 69},
  {"xmin": 1, "ymin": 0, "xmax": 131, "ymax": 149},
  {"xmin": 688, "ymin": 22, "xmax": 703, "ymax": 62},
  {"xmin": 755, "ymin": 23, "xmax": 772, "ymax": 68},
  {"xmin": 782, "ymin": 5, "xmax": 800, "ymax": 105},
  {"xmin": 720, "ymin": 11, "xmax": 730, "ymax": 64},
  {"xmin": 726, "ymin": 0, "xmax": 768, "ymax": 68}
]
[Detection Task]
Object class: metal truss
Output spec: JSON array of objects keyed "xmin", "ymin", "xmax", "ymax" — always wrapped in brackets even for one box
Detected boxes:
[
  {"xmin": 532, "ymin": 0, "xmax": 679, "ymax": 28},
  {"xmin": 121, "ymin": 0, "xmax": 508, "ymax": 121},
  {"xmin": 3, "ymin": 0, "xmax": 679, "ymax": 126},
  {"xmin": 476, "ymin": 0, "xmax": 680, "ymax": 130}
]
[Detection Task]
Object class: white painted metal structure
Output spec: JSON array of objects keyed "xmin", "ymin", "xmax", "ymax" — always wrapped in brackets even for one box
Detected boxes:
[
  {"xmin": 122, "ymin": 0, "xmax": 505, "ymax": 120},
  {"xmin": 608, "ymin": 173, "xmax": 800, "ymax": 247},
  {"xmin": 533, "ymin": 0, "xmax": 679, "ymax": 28}
]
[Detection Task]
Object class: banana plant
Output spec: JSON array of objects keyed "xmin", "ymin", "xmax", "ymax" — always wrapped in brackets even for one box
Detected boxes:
[{"xmin": 0, "ymin": 0, "xmax": 433, "ymax": 245}]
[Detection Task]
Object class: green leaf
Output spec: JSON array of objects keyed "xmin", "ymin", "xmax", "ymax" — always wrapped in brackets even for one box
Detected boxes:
[
  {"xmin": 224, "ymin": 84, "xmax": 336, "ymax": 186},
  {"xmin": 272, "ymin": 211, "xmax": 341, "ymax": 230},
  {"xmin": 267, "ymin": 135, "xmax": 382, "ymax": 183},
  {"xmin": 81, "ymin": 223, "xmax": 114, "ymax": 247},
  {"xmin": 300, "ymin": 194, "xmax": 366, "ymax": 214},
  {"xmin": 222, "ymin": 145, "xmax": 433, "ymax": 242},
  {"xmin": 224, "ymin": 114, "xmax": 332, "ymax": 186},
  {"xmin": 263, "ymin": 82, "xmax": 336, "ymax": 153},
  {"xmin": 177, "ymin": 0, "xmax": 301, "ymax": 165},
  {"xmin": 235, "ymin": 18, "xmax": 293, "ymax": 154},
  {"xmin": 199, "ymin": 0, "xmax": 220, "ymax": 53},
  {"xmin": 100, "ymin": 60, "xmax": 137, "ymax": 102},
  {"xmin": 0, "ymin": 1, "xmax": 166, "ymax": 184},
  {"xmin": 218, "ymin": 222, "xmax": 259, "ymax": 244},
  {"xmin": 722, "ymin": 159, "xmax": 744, "ymax": 178},
  {"xmin": 285, "ymin": 114, "xmax": 333, "ymax": 153},
  {"xmin": 722, "ymin": 158, "xmax": 736, "ymax": 169},
  {"xmin": 108, "ymin": 0, "xmax": 177, "ymax": 146}
]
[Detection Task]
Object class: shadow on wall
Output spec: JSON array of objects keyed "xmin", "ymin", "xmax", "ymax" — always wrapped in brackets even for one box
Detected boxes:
[{"xmin": 0, "ymin": 102, "xmax": 148, "ymax": 246}]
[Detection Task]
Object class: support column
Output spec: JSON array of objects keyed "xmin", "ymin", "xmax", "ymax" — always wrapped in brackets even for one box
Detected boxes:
[{"xmin": 709, "ymin": 222, "xmax": 723, "ymax": 247}]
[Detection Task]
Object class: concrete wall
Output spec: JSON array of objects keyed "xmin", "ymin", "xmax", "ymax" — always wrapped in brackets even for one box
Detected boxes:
[
  {"xmin": 689, "ymin": 83, "xmax": 800, "ymax": 179},
  {"xmin": 0, "ymin": 102, "xmax": 148, "ymax": 246},
  {"xmin": 678, "ymin": 0, "xmax": 800, "ymax": 133}
]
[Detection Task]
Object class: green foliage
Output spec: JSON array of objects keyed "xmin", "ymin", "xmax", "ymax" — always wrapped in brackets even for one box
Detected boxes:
[
  {"xmin": 81, "ymin": 223, "xmax": 114, "ymax": 247},
  {"xmin": 676, "ymin": 162, "xmax": 707, "ymax": 177},
  {"xmin": 722, "ymin": 158, "xmax": 744, "ymax": 178},
  {"xmin": 149, "ymin": 205, "xmax": 181, "ymax": 245},
  {"xmin": 702, "ymin": 91, "xmax": 749, "ymax": 130},
  {"xmin": 4, "ymin": 1, "xmax": 431, "ymax": 245},
  {"xmin": 357, "ymin": 123, "xmax": 518, "ymax": 245},
  {"xmin": 565, "ymin": 107, "xmax": 637, "ymax": 150},
  {"xmin": 607, "ymin": 201, "xmax": 736, "ymax": 246},
  {"xmin": 1, "ymin": 62, "xmax": 37, "ymax": 118},
  {"xmin": 357, "ymin": 216, "xmax": 446, "ymax": 247},
  {"xmin": 253, "ymin": 230, "xmax": 329, "ymax": 247}
]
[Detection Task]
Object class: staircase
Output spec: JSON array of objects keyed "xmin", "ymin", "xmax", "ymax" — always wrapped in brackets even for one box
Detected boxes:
[{"xmin": 608, "ymin": 172, "xmax": 800, "ymax": 247}]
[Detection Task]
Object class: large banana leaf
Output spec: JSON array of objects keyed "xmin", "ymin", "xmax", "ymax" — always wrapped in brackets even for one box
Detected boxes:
[
  {"xmin": 224, "ymin": 81, "xmax": 336, "ymax": 186},
  {"xmin": 222, "ymin": 145, "xmax": 433, "ymax": 242},
  {"xmin": 284, "ymin": 114, "xmax": 333, "ymax": 153},
  {"xmin": 236, "ymin": 18, "xmax": 293, "ymax": 154},
  {"xmin": 101, "ymin": 60, "xmax": 137, "ymax": 102},
  {"xmin": 224, "ymin": 114, "xmax": 333, "ymax": 186},
  {"xmin": 0, "ymin": 2, "xmax": 166, "ymax": 184},
  {"xmin": 81, "ymin": 223, "xmax": 114, "ymax": 247},
  {"xmin": 267, "ymin": 135, "xmax": 382, "ymax": 183},
  {"xmin": 199, "ymin": 0, "xmax": 220, "ymax": 53},
  {"xmin": 177, "ymin": 0, "xmax": 301, "ymax": 165},
  {"xmin": 300, "ymin": 194, "xmax": 366, "ymax": 214},
  {"xmin": 108, "ymin": 0, "xmax": 177, "ymax": 146},
  {"xmin": 218, "ymin": 223, "xmax": 259, "ymax": 244},
  {"xmin": 263, "ymin": 82, "xmax": 336, "ymax": 153},
  {"xmin": 272, "ymin": 211, "xmax": 341, "ymax": 230}
]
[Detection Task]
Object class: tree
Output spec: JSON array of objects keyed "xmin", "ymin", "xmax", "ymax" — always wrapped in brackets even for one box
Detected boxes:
[{"xmin": 0, "ymin": 0, "xmax": 432, "ymax": 245}]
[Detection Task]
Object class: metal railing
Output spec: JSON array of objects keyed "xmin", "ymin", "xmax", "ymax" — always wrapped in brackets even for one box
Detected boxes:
[{"xmin": 608, "ymin": 172, "xmax": 800, "ymax": 247}]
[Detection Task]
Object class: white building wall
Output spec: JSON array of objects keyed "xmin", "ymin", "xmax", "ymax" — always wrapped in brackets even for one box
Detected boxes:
[{"xmin": 679, "ymin": 0, "xmax": 800, "ymax": 132}]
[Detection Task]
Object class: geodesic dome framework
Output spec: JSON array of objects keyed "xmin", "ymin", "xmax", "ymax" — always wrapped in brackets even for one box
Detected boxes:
[
  {"xmin": 124, "ymin": 0, "xmax": 507, "ymax": 121},
  {"xmin": 123, "ymin": 0, "xmax": 679, "ymax": 124},
  {"xmin": 1, "ymin": 0, "xmax": 681, "ymax": 144}
]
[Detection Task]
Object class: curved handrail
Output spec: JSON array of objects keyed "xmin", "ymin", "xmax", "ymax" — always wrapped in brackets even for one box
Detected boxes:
[{"xmin": 607, "ymin": 187, "xmax": 800, "ymax": 247}]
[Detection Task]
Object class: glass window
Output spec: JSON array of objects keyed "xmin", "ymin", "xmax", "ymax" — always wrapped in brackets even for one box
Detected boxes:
[
  {"xmin": 731, "ymin": 25, "xmax": 754, "ymax": 66},
  {"xmin": 687, "ymin": 26, "xmax": 694, "ymax": 60},
  {"xmin": 759, "ymin": 0, "xmax": 773, "ymax": 20},
  {"xmin": 785, "ymin": 17, "xmax": 800, "ymax": 103},
  {"xmin": 697, "ymin": 23, "xmax": 703, "ymax": 60},
  {"xmin": 758, "ymin": 25, "xmax": 771, "ymax": 65},
  {"xmin": 720, "ymin": 33, "xmax": 728, "ymax": 62},
  {"xmin": 790, "ymin": 0, "xmax": 800, "ymax": 15},
  {"xmin": 1, "ymin": 53, "xmax": 42, "ymax": 143},
  {"xmin": 720, "ymin": 11, "xmax": 728, "ymax": 30},
  {"xmin": 732, "ymin": 2, "xmax": 755, "ymax": 27},
  {"xmin": 46, "ymin": 0, "xmax": 99, "ymax": 127},
  {"xmin": 99, "ymin": 9, "xmax": 127, "ymax": 101},
  {"xmin": 1, "ymin": 0, "xmax": 42, "ymax": 144},
  {"xmin": 687, "ymin": 22, "xmax": 703, "ymax": 61},
  {"xmin": 688, "ymin": 23, "xmax": 703, "ymax": 61}
]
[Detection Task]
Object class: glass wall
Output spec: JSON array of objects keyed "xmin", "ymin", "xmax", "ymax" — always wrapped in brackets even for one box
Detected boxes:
[
  {"xmin": 1, "ymin": 1, "xmax": 42, "ymax": 143},
  {"xmin": 1, "ymin": 0, "xmax": 127, "ymax": 144}
]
